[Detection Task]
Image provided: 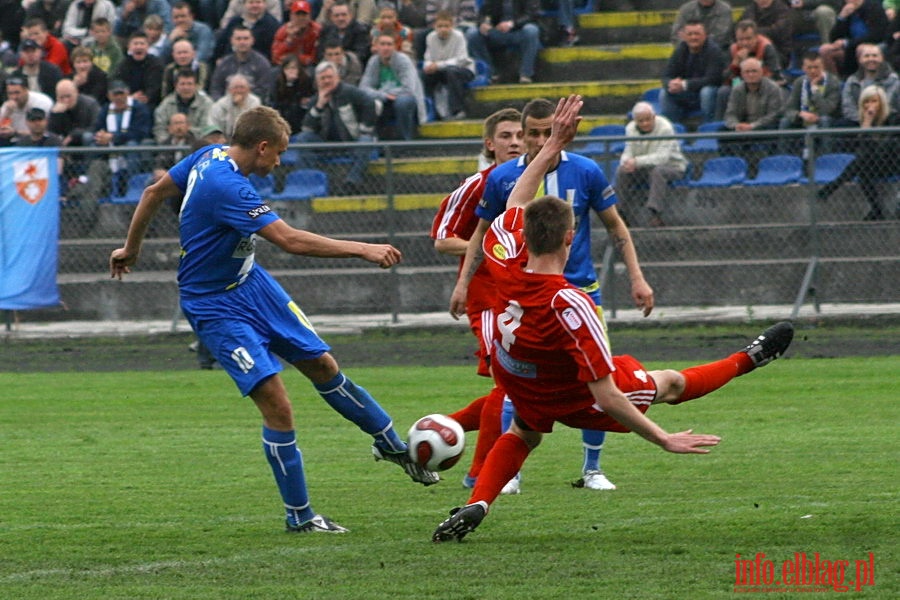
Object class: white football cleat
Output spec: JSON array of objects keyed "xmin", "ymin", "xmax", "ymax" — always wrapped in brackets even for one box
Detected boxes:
[
  {"xmin": 581, "ymin": 470, "xmax": 616, "ymax": 490},
  {"xmin": 500, "ymin": 474, "xmax": 521, "ymax": 495}
]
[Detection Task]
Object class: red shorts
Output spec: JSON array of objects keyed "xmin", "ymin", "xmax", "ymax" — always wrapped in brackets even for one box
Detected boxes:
[{"xmin": 512, "ymin": 355, "xmax": 657, "ymax": 433}]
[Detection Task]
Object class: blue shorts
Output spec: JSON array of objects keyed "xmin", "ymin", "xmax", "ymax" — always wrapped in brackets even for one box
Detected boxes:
[{"xmin": 181, "ymin": 267, "xmax": 330, "ymax": 396}]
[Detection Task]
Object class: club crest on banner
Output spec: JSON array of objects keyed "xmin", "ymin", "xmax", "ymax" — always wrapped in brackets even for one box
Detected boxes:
[{"xmin": 14, "ymin": 158, "xmax": 50, "ymax": 205}]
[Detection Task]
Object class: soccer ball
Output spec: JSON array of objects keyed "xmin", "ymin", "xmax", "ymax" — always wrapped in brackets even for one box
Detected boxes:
[{"xmin": 407, "ymin": 414, "xmax": 465, "ymax": 471}]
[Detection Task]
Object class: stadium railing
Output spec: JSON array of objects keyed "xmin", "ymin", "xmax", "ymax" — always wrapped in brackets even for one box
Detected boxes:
[{"xmin": 40, "ymin": 128, "xmax": 900, "ymax": 324}]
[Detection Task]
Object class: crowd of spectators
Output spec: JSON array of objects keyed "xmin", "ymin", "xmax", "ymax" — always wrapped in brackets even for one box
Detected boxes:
[
  {"xmin": 629, "ymin": 0, "xmax": 900, "ymax": 224},
  {"xmin": 660, "ymin": 0, "xmax": 900, "ymax": 145},
  {"xmin": 0, "ymin": 0, "xmax": 584, "ymax": 153},
  {"xmin": 0, "ymin": 0, "xmax": 593, "ymax": 199}
]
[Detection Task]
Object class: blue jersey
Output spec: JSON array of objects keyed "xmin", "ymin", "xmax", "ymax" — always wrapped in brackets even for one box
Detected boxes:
[
  {"xmin": 168, "ymin": 145, "xmax": 281, "ymax": 298},
  {"xmin": 476, "ymin": 151, "xmax": 617, "ymax": 294}
]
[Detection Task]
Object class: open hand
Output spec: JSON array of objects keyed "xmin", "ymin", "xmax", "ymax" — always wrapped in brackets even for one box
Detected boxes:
[{"xmin": 661, "ymin": 429, "xmax": 722, "ymax": 454}]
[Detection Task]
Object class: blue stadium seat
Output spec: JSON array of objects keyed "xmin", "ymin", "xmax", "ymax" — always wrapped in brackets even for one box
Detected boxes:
[
  {"xmin": 249, "ymin": 173, "xmax": 274, "ymax": 196},
  {"xmin": 468, "ymin": 59, "xmax": 492, "ymax": 88},
  {"xmin": 608, "ymin": 159, "xmax": 619, "ymax": 186},
  {"xmin": 683, "ymin": 121, "xmax": 724, "ymax": 153},
  {"xmin": 611, "ymin": 161, "xmax": 694, "ymax": 190},
  {"xmin": 641, "ymin": 87, "xmax": 662, "ymax": 115},
  {"xmin": 744, "ymin": 155, "xmax": 804, "ymax": 186},
  {"xmin": 581, "ymin": 124, "xmax": 626, "ymax": 156},
  {"xmin": 669, "ymin": 161, "xmax": 694, "ymax": 187},
  {"xmin": 280, "ymin": 149, "xmax": 300, "ymax": 166},
  {"xmin": 269, "ymin": 169, "xmax": 329, "ymax": 201},
  {"xmin": 627, "ymin": 88, "xmax": 662, "ymax": 119},
  {"xmin": 686, "ymin": 157, "xmax": 747, "ymax": 188},
  {"xmin": 109, "ymin": 172, "xmax": 152, "ymax": 204},
  {"xmin": 802, "ymin": 153, "xmax": 855, "ymax": 185}
]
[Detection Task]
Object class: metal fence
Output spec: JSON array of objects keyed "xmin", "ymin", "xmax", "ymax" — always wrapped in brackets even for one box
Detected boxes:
[{"xmin": 48, "ymin": 127, "xmax": 900, "ymax": 323}]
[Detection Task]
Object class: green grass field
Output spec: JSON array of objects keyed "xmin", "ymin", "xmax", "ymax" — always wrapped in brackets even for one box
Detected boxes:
[{"xmin": 1, "ymin": 358, "xmax": 896, "ymax": 599}]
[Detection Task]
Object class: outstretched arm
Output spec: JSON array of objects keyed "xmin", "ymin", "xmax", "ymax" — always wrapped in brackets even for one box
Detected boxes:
[
  {"xmin": 109, "ymin": 172, "xmax": 181, "ymax": 279},
  {"xmin": 588, "ymin": 376, "xmax": 720, "ymax": 453},
  {"xmin": 257, "ymin": 219, "xmax": 401, "ymax": 268},
  {"xmin": 507, "ymin": 94, "xmax": 583, "ymax": 210}
]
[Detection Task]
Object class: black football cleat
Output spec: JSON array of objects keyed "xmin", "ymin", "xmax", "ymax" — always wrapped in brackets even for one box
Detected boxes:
[
  {"xmin": 432, "ymin": 503, "xmax": 486, "ymax": 543},
  {"xmin": 743, "ymin": 321, "xmax": 794, "ymax": 370}
]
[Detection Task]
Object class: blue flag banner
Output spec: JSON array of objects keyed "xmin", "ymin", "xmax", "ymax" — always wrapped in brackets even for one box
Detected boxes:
[{"xmin": 0, "ymin": 147, "xmax": 61, "ymax": 310}]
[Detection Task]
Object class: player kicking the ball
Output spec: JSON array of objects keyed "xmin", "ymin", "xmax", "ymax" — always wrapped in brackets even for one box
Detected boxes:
[
  {"xmin": 432, "ymin": 95, "xmax": 794, "ymax": 543},
  {"xmin": 111, "ymin": 107, "xmax": 438, "ymax": 535}
]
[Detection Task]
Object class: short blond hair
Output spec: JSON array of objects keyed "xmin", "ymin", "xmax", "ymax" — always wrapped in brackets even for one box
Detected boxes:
[{"xmin": 231, "ymin": 106, "xmax": 290, "ymax": 148}]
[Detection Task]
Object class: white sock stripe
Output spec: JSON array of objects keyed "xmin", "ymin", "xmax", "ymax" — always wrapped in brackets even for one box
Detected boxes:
[
  {"xmin": 374, "ymin": 421, "xmax": 402, "ymax": 452},
  {"xmin": 318, "ymin": 373, "xmax": 369, "ymax": 409},
  {"xmin": 268, "ymin": 445, "xmax": 288, "ymax": 476},
  {"xmin": 316, "ymin": 373, "xmax": 348, "ymax": 395},
  {"xmin": 582, "ymin": 443, "xmax": 604, "ymax": 451},
  {"xmin": 262, "ymin": 439, "xmax": 297, "ymax": 448}
]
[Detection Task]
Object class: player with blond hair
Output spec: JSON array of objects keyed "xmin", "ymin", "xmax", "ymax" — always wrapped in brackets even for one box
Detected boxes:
[{"xmin": 111, "ymin": 106, "xmax": 438, "ymax": 535}]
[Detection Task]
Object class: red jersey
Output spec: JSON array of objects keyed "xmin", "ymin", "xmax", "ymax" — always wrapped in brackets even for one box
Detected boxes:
[
  {"xmin": 431, "ymin": 164, "xmax": 497, "ymax": 315},
  {"xmin": 271, "ymin": 21, "xmax": 322, "ymax": 66},
  {"xmin": 484, "ymin": 207, "xmax": 616, "ymax": 410}
]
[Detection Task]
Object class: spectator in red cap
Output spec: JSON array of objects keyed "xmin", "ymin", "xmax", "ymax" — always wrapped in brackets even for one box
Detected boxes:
[{"xmin": 272, "ymin": 0, "xmax": 322, "ymax": 66}]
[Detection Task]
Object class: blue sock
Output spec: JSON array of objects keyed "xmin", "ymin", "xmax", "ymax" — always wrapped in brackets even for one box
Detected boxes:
[
  {"xmin": 314, "ymin": 372, "xmax": 405, "ymax": 453},
  {"xmin": 581, "ymin": 429, "xmax": 606, "ymax": 472},
  {"xmin": 500, "ymin": 395, "xmax": 514, "ymax": 433},
  {"xmin": 262, "ymin": 426, "xmax": 314, "ymax": 526}
]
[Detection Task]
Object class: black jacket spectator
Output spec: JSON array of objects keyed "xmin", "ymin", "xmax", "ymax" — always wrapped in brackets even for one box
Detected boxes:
[
  {"xmin": 112, "ymin": 53, "xmax": 165, "ymax": 108},
  {"xmin": 663, "ymin": 37, "xmax": 726, "ymax": 94},
  {"xmin": 215, "ymin": 12, "xmax": 280, "ymax": 62},
  {"xmin": 477, "ymin": 0, "xmax": 540, "ymax": 31},
  {"xmin": 48, "ymin": 92, "xmax": 101, "ymax": 145},
  {"xmin": 271, "ymin": 57, "xmax": 315, "ymax": 134},
  {"xmin": 831, "ymin": 0, "xmax": 890, "ymax": 75},
  {"xmin": 302, "ymin": 81, "xmax": 375, "ymax": 141},
  {"xmin": 318, "ymin": 19, "xmax": 372, "ymax": 64},
  {"xmin": 11, "ymin": 61, "xmax": 63, "ymax": 100},
  {"xmin": 77, "ymin": 64, "xmax": 109, "ymax": 102}
]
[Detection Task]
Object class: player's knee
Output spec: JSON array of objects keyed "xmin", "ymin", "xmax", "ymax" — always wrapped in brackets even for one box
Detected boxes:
[
  {"xmin": 510, "ymin": 419, "xmax": 542, "ymax": 449},
  {"xmin": 250, "ymin": 376, "xmax": 295, "ymax": 429},
  {"xmin": 294, "ymin": 352, "xmax": 340, "ymax": 384},
  {"xmin": 650, "ymin": 369, "xmax": 686, "ymax": 404}
]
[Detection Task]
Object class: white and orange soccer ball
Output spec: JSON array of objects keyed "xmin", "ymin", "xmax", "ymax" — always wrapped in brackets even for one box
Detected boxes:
[{"xmin": 407, "ymin": 414, "xmax": 465, "ymax": 471}]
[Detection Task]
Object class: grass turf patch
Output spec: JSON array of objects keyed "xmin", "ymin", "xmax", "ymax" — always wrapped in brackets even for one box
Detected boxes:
[{"xmin": 0, "ymin": 358, "xmax": 896, "ymax": 599}]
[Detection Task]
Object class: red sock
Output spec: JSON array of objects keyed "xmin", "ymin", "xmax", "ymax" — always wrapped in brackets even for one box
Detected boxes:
[
  {"xmin": 449, "ymin": 394, "xmax": 486, "ymax": 432},
  {"xmin": 469, "ymin": 432, "xmax": 530, "ymax": 507},
  {"xmin": 466, "ymin": 386, "xmax": 505, "ymax": 479},
  {"xmin": 675, "ymin": 352, "xmax": 753, "ymax": 404}
]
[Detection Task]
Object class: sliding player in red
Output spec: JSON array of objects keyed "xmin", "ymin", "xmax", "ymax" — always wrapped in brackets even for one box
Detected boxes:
[{"xmin": 432, "ymin": 95, "xmax": 793, "ymax": 542}]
